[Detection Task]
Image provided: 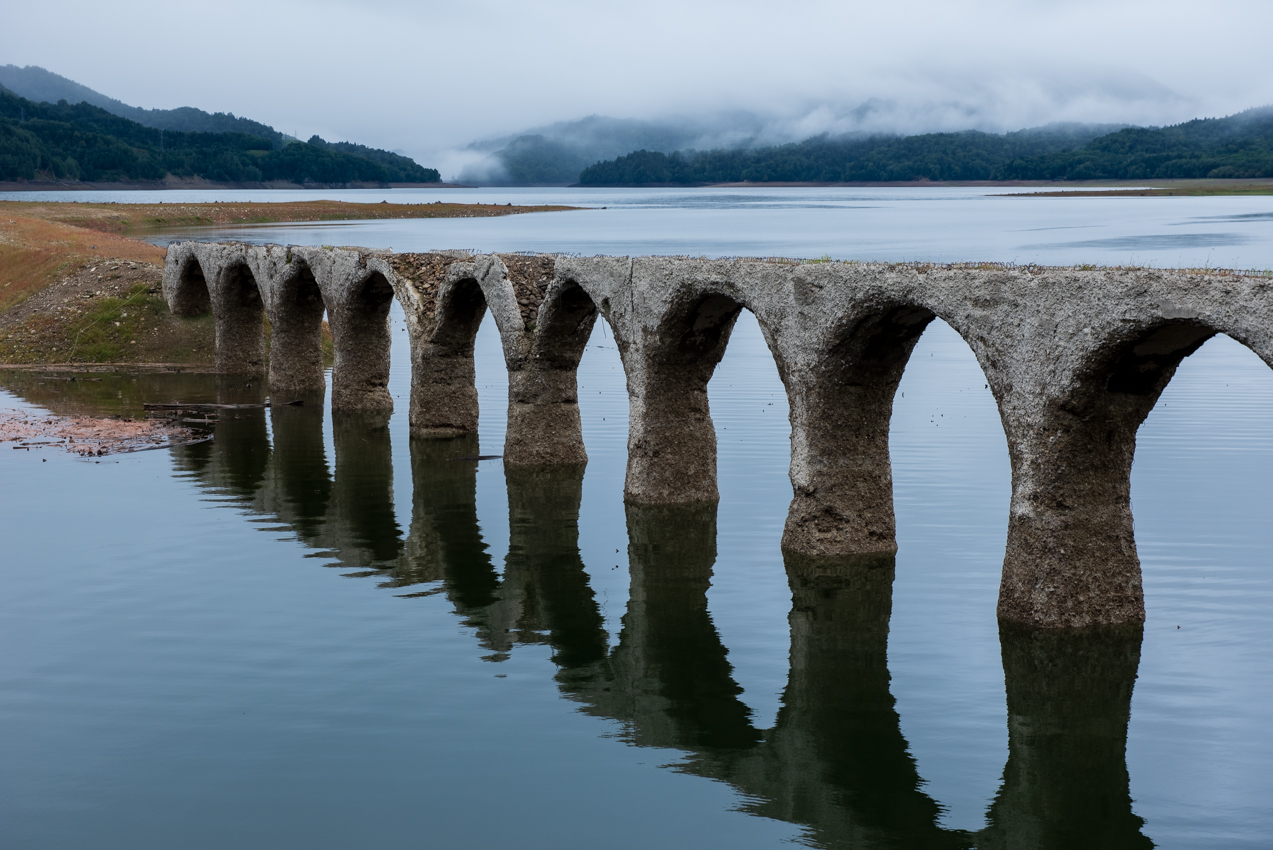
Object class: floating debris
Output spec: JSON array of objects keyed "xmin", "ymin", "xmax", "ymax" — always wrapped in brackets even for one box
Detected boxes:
[{"xmin": 0, "ymin": 408, "xmax": 209, "ymax": 457}]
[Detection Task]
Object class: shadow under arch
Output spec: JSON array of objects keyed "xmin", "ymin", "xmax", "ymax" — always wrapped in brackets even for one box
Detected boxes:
[
  {"xmin": 170, "ymin": 253, "xmax": 212, "ymax": 318},
  {"xmin": 624, "ymin": 289, "xmax": 759, "ymax": 504},
  {"xmin": 781, "ymin": 300, "xmax": 943, "ymax": 557},
  {"xmin": 329, "ymin": 269, "xmax": 395, "ymax": 411},
  {"xmin": 269, "ymin": 257, "xmax": 328, "ymax": 394},
  {"xmin": 215, "ymin": 259, "xmax": 268, "ymax": 375},
  {"xmin": 409, "ymin": 274, "xmax": 488, "ymax": 436},
  {"xmin": 999, "ymin": 316, "xmax": 1232, "ymax": 627}
]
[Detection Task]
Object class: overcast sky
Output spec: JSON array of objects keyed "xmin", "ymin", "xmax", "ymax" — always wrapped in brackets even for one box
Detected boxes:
[{"xmin": 4, "ymin": 0, "xmax": 1272, "ymax": 171}]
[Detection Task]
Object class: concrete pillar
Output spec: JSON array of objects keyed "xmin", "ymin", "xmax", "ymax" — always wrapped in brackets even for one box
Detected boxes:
[
  {"xmin": 267, "ymin": 260, "xmax": 327, "ymax": 395},
  {"xmin": 978, "ymin": 625, "xmax": 1150, "ymax": 849},
  {"xmin": 504, "ymin": 273, "xmax": 597, "ymax": 465},
  {"xmin": 328, "ymin": 270, "xmax": 394, "ymax": 412},
  {"xmin": 400, "ymin": 261, "xmax": 485, "ymax": 438},
  {"xmin": 211, "ymin": 262, "xmax": 267, "ymax": 375},
  {"xmin": 781, "ymin": 306, "xmax": 934, "ymax": 557},
  {"xmin": 623, "ymin": 294, "xmax": 743, "ymax": 504},
  {"xmin": 998, "ymin": 320, "xmax": 1215, "ymax": 628}
]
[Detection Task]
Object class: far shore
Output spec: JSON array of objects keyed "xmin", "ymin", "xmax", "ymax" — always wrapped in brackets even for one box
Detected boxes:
[
  {"xmin": 0, "ymin": 180, "xmax": 476, "ymax": 192},
  {"xmin": 588, "ymin": 178, "xmax": 1273, "ymax": 196}
]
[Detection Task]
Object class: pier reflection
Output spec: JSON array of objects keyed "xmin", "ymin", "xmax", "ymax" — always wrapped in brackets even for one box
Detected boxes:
[{"xmin": 0, "ymin": 372, "xmax": 1155, "ymax": 848}]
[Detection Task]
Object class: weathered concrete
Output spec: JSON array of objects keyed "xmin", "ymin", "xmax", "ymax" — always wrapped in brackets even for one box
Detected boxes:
[
  {"xmin": 163, "ymin": 242, "xmax": 396, "ymax": 409},
  {"xmin": 390, "ymin": 252, "xmax": 596, "ymax": 463},
  {"xmin": 165, "ymin": 243, "xmax": 1273, "ymax": 628}
]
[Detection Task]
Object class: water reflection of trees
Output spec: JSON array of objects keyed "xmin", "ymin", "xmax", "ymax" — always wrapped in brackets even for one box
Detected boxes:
[{"xmin": 169, "ymin": 395, "xmax": 1152, "ymax": 850}]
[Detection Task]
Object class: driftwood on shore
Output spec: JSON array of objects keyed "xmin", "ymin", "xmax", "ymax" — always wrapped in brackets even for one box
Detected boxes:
[{"xmin": 142, "ymin": 400, "xmax": 302, "ymax": 411}]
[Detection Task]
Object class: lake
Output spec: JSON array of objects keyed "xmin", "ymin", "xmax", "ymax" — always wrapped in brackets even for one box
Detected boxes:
[{"xmin": 1, "ymin": 187, "xmax": 1271, "ymax": 848}]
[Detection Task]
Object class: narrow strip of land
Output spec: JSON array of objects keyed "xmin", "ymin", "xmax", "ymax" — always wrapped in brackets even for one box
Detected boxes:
[
  {"xmin": 998, "ymin": 181, "xmax": 1273, "ymax": 197},
  {"xmin": 0, "ymin": 199, "xmax": 580, "ymax": 235}
]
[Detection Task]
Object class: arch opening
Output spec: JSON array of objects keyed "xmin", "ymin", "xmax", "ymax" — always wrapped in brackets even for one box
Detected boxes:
[
  {"xmin": 623, "ymin": 291, "xmax": 748, "ymax": 504},
  {"xmin": 1125, "ymin": 333, "xmax": 1273, "ymax": 833},
  {"xmin": 215, "ymin": 261, "xmax": 266, "ymax": 375},
  {"xmin": 503, "ymin": 279, "xmax": 601, "ymax": 466},
  {"xmin": 408, "ymin": 276, "xmax": 489, "ymax": 437},
  {"xmin": 780, "ymin": 302, "xmax": 941, "ymax": 557},
  {"xmin": 269, "ymin": 260, "xmax": 328, "ymax": 394},
  {"xmin": 883, "ymin": 317, "xmax": 1011, "ymax": 831},
  {"xmin": 172, "ymin": 255, "xmax": 212, "ymax": 318}
]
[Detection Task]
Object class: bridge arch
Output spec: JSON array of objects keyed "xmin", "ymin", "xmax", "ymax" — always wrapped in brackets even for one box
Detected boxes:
[
  {"xmin": 267, "ymin": 256, "xmax": 327, "ymax": 394},
  {"xmin": 328, "ymin": 267, "xmax": 395, "ymax": 411},
  {"xmin": 998, "ymin": 314, "xmax": 1262, "ymax": 628},
  {"xmin": 168, "ymin": 252, "xmax": 212, "ymax": 318},
  {"xmin": 622, "ymin": 282, "xmax": 769, "ymax": 504},
  {"xmin": 407, "ymin": 270, "xmax": 488, "ymax": 437},
  {"xmin": 214, "ymin": 258, "xmax": 267, "ymax": 374}
]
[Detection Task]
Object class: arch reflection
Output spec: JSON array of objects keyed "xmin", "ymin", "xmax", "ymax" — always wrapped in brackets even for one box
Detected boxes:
[{"xmin": 164, "ymin": 390, "xmax": 1151, "ymax": 849}]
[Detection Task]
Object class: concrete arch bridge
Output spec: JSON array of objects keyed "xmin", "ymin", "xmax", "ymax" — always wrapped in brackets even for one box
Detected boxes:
[{"xmin": 163, "ymin": 242, "xmax": 1273, "ymax": 630}]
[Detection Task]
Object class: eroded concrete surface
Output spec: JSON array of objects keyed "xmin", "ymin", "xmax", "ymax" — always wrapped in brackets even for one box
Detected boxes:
[{"xmin": 163, "ymin": 242, "xmax": 1273, "ymax": 628}]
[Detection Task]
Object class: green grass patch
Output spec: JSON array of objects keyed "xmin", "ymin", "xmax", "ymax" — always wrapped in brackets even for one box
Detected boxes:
[{"xmin": 67, "ymin": 283, "xmax": 167, "ymax": 361}]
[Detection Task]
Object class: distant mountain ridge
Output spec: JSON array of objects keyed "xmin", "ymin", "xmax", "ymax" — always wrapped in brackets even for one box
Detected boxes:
[
  {"xmin": 0, "ymin": 83, "xmax": 440, "ymax": 185},
  {"xmin": 578, "ymin": 109, "xmax": 1273, "ymax": 185},
  {"xmin": 997, "ymin": 107, "xmax": 1273, "ymax": 180},
  {"xmin": 459, "ymin": 114, "xmax": 767, "ymax": 185},
  {"xmin": 0, "ymin": 64, "xmax": 292, "ymax": 145},
  {"xmin": 577, "ymin": 123, "xmax": 1124, "ymax": 185}
]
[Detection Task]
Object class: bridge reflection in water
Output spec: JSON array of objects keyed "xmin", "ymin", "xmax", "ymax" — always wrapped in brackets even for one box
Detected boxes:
[{"xmin": 160, "ymin": 387, "xmax": 1154, "ymax": 850}]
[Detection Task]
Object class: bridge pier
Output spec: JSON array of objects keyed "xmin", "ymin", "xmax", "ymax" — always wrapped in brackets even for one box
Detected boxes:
[
  {"xmin": 266, "ymin": 252, "xmax": 327, "ymax": 395},
  {"xmin": 622, "ymin": 288, "xmax": 743, "ymax": 503},
  {"xmin": 781, "ymin": 305, "xmax": 934, "ymax": 557},
  {"xmin": 325, "ymin": 257, "xmax": 395, "ymax": 412},
  {"xmin": 501, "ymin": 257, "xmax": 597, "ymax": 465},
  {"xmin": 392, "ymin": 255, "xmax": 484, "ymax": 437}
]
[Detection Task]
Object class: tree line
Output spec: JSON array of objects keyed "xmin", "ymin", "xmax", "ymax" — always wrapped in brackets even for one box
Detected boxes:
[
  {"xmin": 0, "ymin": 86, "xmax": 440, "ymax": 184},
  {"xmin": 578, "ymin": 109, "xmax": 1273, "ymax": 185}
]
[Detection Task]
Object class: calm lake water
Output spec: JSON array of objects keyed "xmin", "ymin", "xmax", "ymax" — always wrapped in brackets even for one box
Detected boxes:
[{"xmin": 1, "ymin": 188, "xmax": 1272, "ymax": 848}]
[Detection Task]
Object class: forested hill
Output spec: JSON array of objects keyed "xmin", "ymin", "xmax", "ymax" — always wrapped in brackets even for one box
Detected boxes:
[
  {"xmin": 578, "ymin": 110, "xmax": 1273, "ymax": 185},
  {"xmin": 0, "ymin": 86, "xmax": 440, "ymax": 184},
  {"xmin": 997, "ymin": 108, "xmax": 1273, "ymax": 180},
  {"xmin": 0, "ymin": 64, "xmax": 289, "ymax": 144}
]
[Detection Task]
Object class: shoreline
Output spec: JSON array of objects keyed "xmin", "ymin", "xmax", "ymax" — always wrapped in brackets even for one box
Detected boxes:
[{"xmin": 0, "ymin": 180, "xmax": 476, "ymax": 192}]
